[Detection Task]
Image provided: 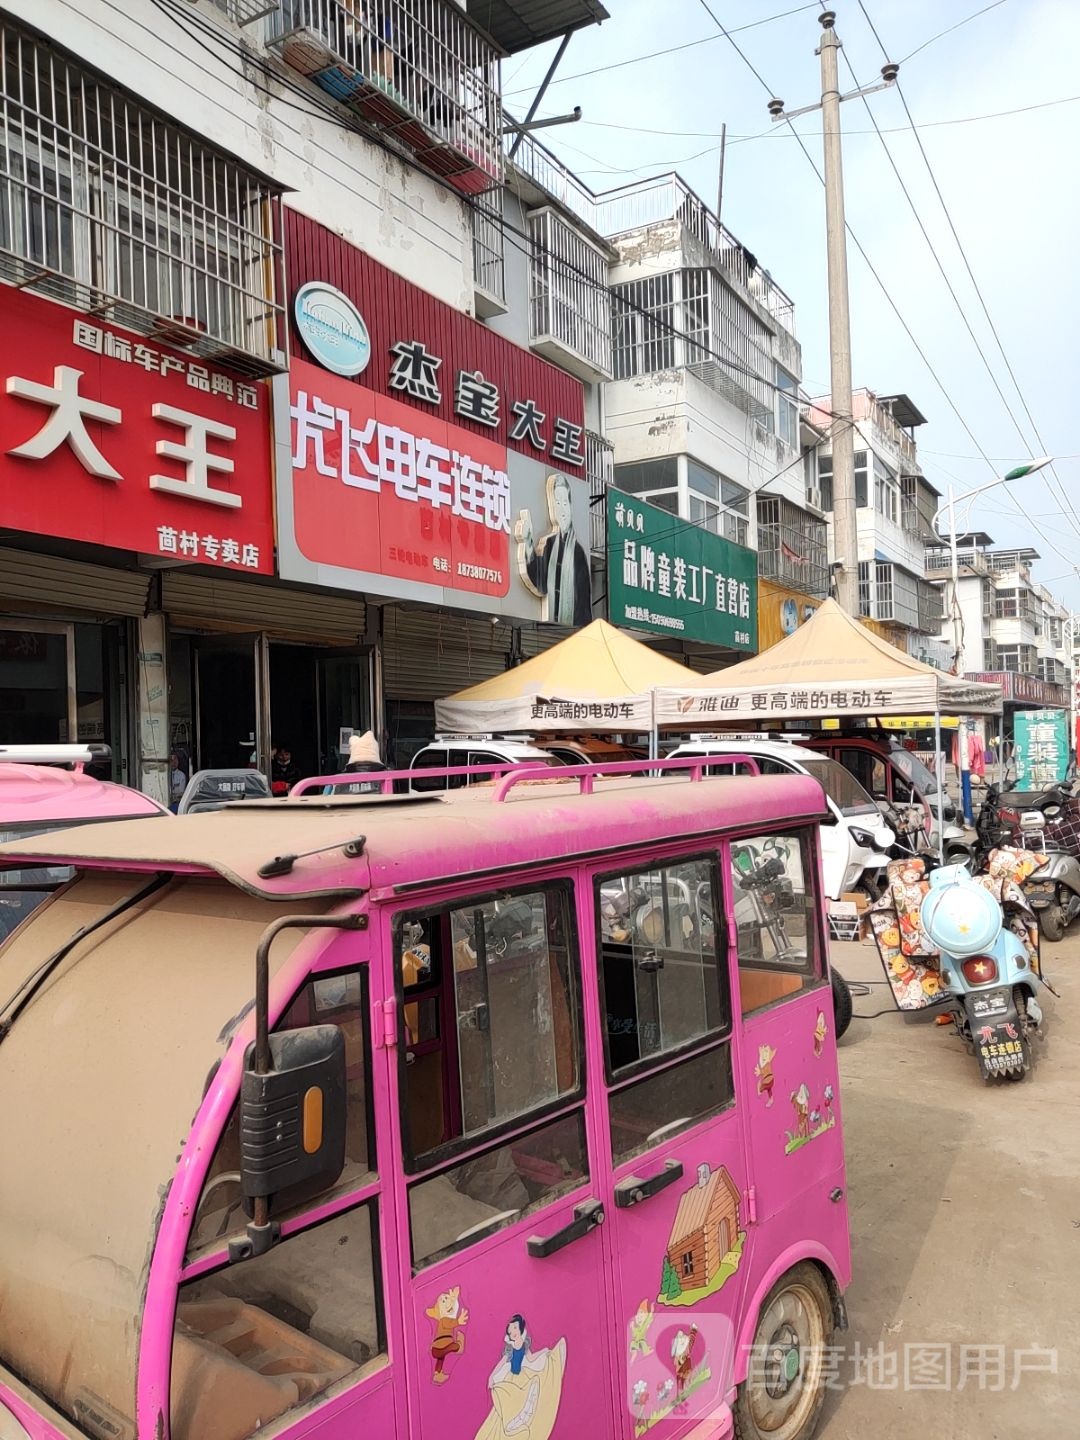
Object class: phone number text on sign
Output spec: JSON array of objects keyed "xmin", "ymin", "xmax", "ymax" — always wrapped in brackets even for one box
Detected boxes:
[{"xmin": 289, "ymin": 358, "xmax": 511, "ymax": 599}]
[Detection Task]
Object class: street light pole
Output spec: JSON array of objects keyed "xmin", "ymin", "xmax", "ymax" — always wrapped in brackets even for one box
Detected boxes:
[
  {"xmin": 818, "ymin": 12, "xmax": 857, "ymax": 617},
  {"xmin": 934, "ymin": 456, "xmax": 1054, "ymax": 824}
]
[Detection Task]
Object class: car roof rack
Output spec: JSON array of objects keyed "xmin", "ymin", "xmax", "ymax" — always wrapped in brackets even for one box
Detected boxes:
[{"xmin": 0, "ymin": 743, "xmax": 111, "ymax": 767}]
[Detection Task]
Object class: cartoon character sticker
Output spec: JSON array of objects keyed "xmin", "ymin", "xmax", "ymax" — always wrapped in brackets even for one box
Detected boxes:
[
  {"xmin": 658, "ymin": 1164, "xmax": 745, "ymax": 1308},
  {"xmin": 427, "ymin": 1287, "xmax": 469, "ymax": 1384},
  {"xmin": 813, "ymin": 1009, "xmax": 828, "ymax": 1057},
  {"xmin": 474, "ymin": 1316, "xmax": 566, "ymax": 1440},
  {"xmin": 628, "ymin": 1300, "xmax": 655, "ymax": 1362},
  {"xmin": 754, "ymin": 1043, "xmax": 777, "ymax": 1106},
  {"xmin": 671, "ymin": 1325, "xmax": 700, "ymax": 1404},
  {"xmin": 784, "ymin": 1081, "xmax": 838, "ymax": 1154}
]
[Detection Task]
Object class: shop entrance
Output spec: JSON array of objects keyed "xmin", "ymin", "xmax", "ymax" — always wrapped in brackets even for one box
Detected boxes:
[
  {"xmin": 194, "ymin": 635, "xmax": 263, "ymax": 773},
  {"xmin": 169, "ymin": 631, "xmax": 372, "ymax": 787}
]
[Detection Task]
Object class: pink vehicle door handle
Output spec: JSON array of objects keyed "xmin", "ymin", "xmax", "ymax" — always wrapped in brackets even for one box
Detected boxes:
[
  {"xmin": 527, "ymin": 1198, "xmax": 604, "ymax": 1257},
  {"xmin": 614, "ymin": 1159, "xmax": 684, "ymax": 1208}
]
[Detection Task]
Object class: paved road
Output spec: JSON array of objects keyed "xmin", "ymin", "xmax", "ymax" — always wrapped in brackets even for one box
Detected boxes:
[{"xmin": 819, "ymin": 929, "xmax": 1079, "ymax": 1437}]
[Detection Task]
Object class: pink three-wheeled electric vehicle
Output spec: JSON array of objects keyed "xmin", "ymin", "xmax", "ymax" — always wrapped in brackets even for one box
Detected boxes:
[{"xmin": 0, "ymin": 759, "xmax": 851, "ymax": 1440}]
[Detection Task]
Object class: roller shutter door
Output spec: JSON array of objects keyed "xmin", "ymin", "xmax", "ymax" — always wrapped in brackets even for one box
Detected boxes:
[
  {"xmin": 162, "ymin": 573, "xmax": 366, "ymax": 642},
  {"xmin": 0, "ymin": 547, "xmax": 152, "ymax": 618},
  {"xmin": 382, "ymin": 607, "xmax": 512, "ymax": 701}
]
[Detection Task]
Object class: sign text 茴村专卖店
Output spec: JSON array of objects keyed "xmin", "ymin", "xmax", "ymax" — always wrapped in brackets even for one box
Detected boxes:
[{"xmin": 606, "ymin": 487, "xmax": 758, "ymax": 650}]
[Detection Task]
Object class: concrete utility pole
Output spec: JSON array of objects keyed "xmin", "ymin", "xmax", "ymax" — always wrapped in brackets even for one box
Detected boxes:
[
  {"xmin": 817, "ymin": 11, "xmax": 857, "ymax": 616},
  {"xmin": 767, "ymin": 12, "xmax": 899, "ymax": 617}
]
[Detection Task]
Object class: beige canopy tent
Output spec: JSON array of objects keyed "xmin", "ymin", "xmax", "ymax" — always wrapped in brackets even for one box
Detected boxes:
[
  {"xmin": 435, "ymin": 619, "xmax": 693, "ymax": 734},
  {"xmin": 654, "ymin": 599, "xmax": 1003, "ymax": 727}
]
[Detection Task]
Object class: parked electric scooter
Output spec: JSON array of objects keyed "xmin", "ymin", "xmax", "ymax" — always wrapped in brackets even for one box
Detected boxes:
[
  {"xmin": 919, "ymin": 865, "xmax": 1046, "ymax": 1081},
  {"xmin": 971, "ymin": 781, "xmax": 1080, "ymax": 941}
]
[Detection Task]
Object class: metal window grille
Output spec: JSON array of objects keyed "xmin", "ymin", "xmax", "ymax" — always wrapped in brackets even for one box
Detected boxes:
[
  {"xmin": 756, "ymin": 496, "xmax": 829, "ymax": 598},
  {"xmin": 857, "ymin": 561, "xmax": 871, "ymax": 617},
  {"xmin": 586, "ymin": 429, "xmax": 614, "ymax": 556},
  {"xmin": 472, "ymin": 188, "xmax": 504, "ymax": 304},
  {"xmin": 269, "ymin": 0, "xmax": 501, "ymax": 192},
  {"xmin": 983, "ymin": 638, "xmax": 998, "ymax": 669},
  {"xmin": 528, "ymin": 205, "xmax": 611, "ymax": 378},
  {"xmin": 0, "ymin": 20, "xmax": 284, "ymax": 372},
  {"xmin": 916, "ymin": 576, "xmax": 943, "ymax": 631},
  {"xmin": 612, "ymin": 273, "xmax": 675, "ymax": 379},
  {"xmin": 982, "ymin": 578, "xmax": 995, "ymax": 617}
]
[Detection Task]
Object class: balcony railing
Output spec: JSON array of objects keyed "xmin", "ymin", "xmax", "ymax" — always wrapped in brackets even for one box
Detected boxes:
[
  {"xmin": 529, "ymin": 206, "xmax": 612, "ymax": 381},
  {"xmin": 509, "ymin": 127, "xmax": 601, "ymax": 230},
  {"xmin": 594, "ymin": 173, "xmax": 796, "ymax": 337},
  {"xmin": 269, "ymin": 0, "xmax": 501, "ymax": 195},
  {"xmin": 0, "ymin": 19, "xmax": 285, "ymax": 373}
]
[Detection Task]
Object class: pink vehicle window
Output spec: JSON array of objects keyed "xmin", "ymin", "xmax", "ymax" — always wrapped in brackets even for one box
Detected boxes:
[
  {"xmin": 732, "ymin": 832, "xmax": 821, "ymax": 1015},
  {"xmin": 397, "ymin": 882, "xmax": 586, "ymax": 1267},
  {"xmin": 188, "ymin": 970, "xmax": 374, "ymax": 1257},
  {"xmin": 596, "ymin": 856, "xmax": 734, "ymax": 1164},
  {"xmin": 172, "ymin": 1204, "xmax": 384, "ymax": 1440}
]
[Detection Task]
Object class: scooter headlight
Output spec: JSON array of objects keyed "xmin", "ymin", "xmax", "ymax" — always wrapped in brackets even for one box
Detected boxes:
[{"xmin": 961, "ymin": 955, "xmax": 999, "ymax": 985}]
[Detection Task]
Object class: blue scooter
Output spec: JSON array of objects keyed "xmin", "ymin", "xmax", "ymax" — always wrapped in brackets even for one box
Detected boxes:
[{"xmin": 920, "ymin": 865, "xmax": 1050, "ymax": 1082}]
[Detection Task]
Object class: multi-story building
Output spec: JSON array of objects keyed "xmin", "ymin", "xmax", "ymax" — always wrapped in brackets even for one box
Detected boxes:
[
  {"xmin": 924, "ymin": 531, "xmax": 1072, "ymax": 738},
  {"xmin": 806, "ymin": 389, "xmax": 943, "ymax": 653},
  {"xmin": 595, "ymin": 172, "xmax": 828, "ymax": 664},
  {"xmin": 0, "ymin": 0, "xmax": 612, "ymax": 785}
]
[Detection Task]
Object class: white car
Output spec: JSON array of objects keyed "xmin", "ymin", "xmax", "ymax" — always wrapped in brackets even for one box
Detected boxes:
[
  {"xmin": 668, "ymin": 737, "xmax": 894, "ymax": 900},
  {"xmin": 408, "ymin": 736, "xmax": 561, "ymax": 792}
]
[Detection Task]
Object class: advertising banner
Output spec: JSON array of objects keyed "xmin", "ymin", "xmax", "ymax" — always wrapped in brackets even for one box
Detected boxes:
[
  {"xmin": 280, "ymin": 359, "xmax": 592, "ymax": 624},
  {"xmin": 1013, "ymin": 709, "xmax": 1070, "ymax": 786},
  {"xmin": 606, "ymin": 487, "xmax": 758, "ymax": 650},
  {"xmin": 0, "ymin": 288, "xmax": 273, "ymax": 573}
]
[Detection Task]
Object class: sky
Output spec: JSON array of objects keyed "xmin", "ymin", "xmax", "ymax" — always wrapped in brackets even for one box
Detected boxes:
[{"xmin": 503, "ymin": 0, "xmax": 1080, "ymax": 609}]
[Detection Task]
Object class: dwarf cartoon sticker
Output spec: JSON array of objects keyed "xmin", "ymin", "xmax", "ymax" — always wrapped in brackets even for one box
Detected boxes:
[
  {"xmin": 427, "ymin": 1287, "xmax": 468, "ymax": 1384},
  {"xmin": 629, "ymin": 1322, "xmax": 713, "ymax": 1434},
  {"xmin": 813, "ymin": 1009, "xmax": 828, "ymax": 1057},
  {"xmin": 657, "ymin": 1164, "xmax": 745, "ymax": 1308},
  {"xmin": 754, "ymin": 1043, "xmax": 777, "ymax": 1106},
  {"xmin": 628, "ymin": 1300, "xmax": 655, "ymax": 1362},
  {"xmin": 671, "ymin": 1325, "xmax": 700, "ymax": 1404},
  {"xmin": 474, "ymin": 1315, "xmax": 566, "ymax": 1440},
  {"xmin": 784, "ymin": 1081, "xmax": 838, "ymax": 1154}
]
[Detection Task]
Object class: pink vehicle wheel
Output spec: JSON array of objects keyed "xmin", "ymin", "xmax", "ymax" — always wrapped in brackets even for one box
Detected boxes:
[{"xmin": 734, "ymin": 1263, "xmax": 834, "ymax": 1440}]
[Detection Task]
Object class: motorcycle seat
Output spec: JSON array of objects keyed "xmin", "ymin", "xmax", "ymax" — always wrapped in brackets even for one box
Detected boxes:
[{"xmin": 996, "ymin": 788, "xmax": 1066, "ymax": 810}]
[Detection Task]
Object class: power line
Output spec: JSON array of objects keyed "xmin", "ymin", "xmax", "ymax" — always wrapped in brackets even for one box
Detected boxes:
[
  {"xmin": 899, "ymin": 0, "xmax": 1010, "ymax": 65},
  {"xmin": 503, "ymin": 3, "xmax": 819, "ymax": 97},
  {"xmin": 529, "ymin": 91, "xmax": 1080, "ymax": 143},
  {"xmin": 856, "ymin": 0, "xmax": 1080, "ymax": 557}
]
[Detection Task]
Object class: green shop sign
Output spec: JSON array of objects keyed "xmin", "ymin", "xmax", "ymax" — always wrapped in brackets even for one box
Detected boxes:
[{"xmin": 606, "ymin": 487, "xmax": 758, "ymax": 650}]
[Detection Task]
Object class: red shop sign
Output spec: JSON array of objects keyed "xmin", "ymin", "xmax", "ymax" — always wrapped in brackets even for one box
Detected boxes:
[
  {"xmin": 285, "ymin": 211, "xmax": 586, "ymax": 475},
  {"xmin": 283, "ymin": 358, "xmax": 592, "ymax": 623},
  {"xmin": 0, "ymin": 288, "xmax": 274, "ymax": 574}
]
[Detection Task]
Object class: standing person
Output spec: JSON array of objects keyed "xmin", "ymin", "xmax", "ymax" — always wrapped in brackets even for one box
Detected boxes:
[
  {"xmin": 169, "ymin": 751, "xmax": 187, "ymax": 811},
  {"xmin": 516, "ymin": 473, "xmax": 591, "ymax": 627}
]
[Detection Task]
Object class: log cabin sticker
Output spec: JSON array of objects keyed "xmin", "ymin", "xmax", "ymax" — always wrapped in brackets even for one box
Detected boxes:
[{"xmin": 657, "ymin": 1163, "xmax": 745, "ymax": 1308}]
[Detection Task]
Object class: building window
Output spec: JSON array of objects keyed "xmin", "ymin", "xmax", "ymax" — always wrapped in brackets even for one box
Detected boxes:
[
  {"xmin": 472, "ymin": 190, "xmax": 504, "ymax": 305},
  {"xmin": 874, "ymin": 455, "xmax": 899, "ymax": 524},
  {"xmin": 612, "ymin": 273, "xmax": 676, "ymax": 379},
  {"xmin": 613, "ymin": 458, "xmax": 679, "ymax": 515},
  {"xmin": 816, "ymin": 451, "xmax": 868, "ymax": 507},
  {"xmin": 982, "ymin": 579, "xmax": 995, "ymax": 617},
  {"xmin": 816, "ymin": 455, "xmax": 834, "ymax": 511},
  {"xmin": 777, "ymin": 367, "xmax": 799, "ymax": 448},
  {"xmin": 0, "ymin": 19, "xmax": 284, "ymax": 372},
  {"xmin": 857, "ymin": 561, "xmax": 871, "ymax": 617},
  {"xmin": 983, "ymin": 638, "xmax": 998, "ymax": 669}
]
